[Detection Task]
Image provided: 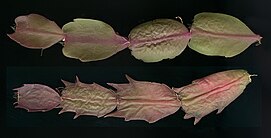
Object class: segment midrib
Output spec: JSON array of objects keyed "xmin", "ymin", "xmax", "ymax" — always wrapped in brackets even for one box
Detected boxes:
[
  {"xmin": 130, "ymin": 31, "xmax": 191, "ymax": 47},
  {"xmin": 18, "ymin": 28, "xmax": 64, "ymax": 36},
  {"xmin": 191, "ymin": 27, "xmax": 262, "ymax": 41},
  {"xmin": 181, "ymin": 74, "xmax": 247, "ymax": 103},
  {"xmin": 118, "ymin": 98, "xmax": 181, "ymax": 107}
]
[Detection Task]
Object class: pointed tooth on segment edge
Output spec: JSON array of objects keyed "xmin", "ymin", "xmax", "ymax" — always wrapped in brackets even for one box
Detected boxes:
[
  {"xmin": 61, "ymin": 79, "xmax": 74, "ymax": 86},
  {"xmin": 217, "ymin": 107, "xmax": 225, "ymax": 114},
  {"xmin": 194, "ymin": 117, "xmax": 202, "ymax": 125},
  {"xmin": 125, "ymin": 74, "xmax": 136, "ymax": 83}
]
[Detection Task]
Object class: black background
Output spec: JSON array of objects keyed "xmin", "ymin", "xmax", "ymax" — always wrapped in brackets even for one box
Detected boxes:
[{"xmin": 1, "ymin": 0, "xmax": 270, "ymax": 137}]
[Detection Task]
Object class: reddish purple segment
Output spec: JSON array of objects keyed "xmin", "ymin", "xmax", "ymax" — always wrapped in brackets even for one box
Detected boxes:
[
  {"xmin": 106, "ymin": 75, "xmax": 181, "ymax": 123},
  {"xmin": 173, "ymin": 69, "xmax": 252, "ymax": 125},
  {"xmin": 8, "ymin": 14, "xmax": 64, "ymax": 49},
  {"xmin": 14, "ymin": 84, "xmax": 61, "ymax": 112}
]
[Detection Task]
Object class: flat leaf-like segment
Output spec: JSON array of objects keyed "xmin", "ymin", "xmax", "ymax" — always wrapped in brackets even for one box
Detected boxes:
[
  {"xmin": 106, "ymin": 75, "xmax": 181, "ymax": 123},
  {"xmin": 8, "ymin": 14, "xmax": 64, "ymax": 49},
  {"xmin": 59, "ymin": 77, "xmax": 117, "ymax": 119},
  {"xmin": 129, "ymin": 19, "xmax": 190, "ymax": 62},
  {"xmin": 188, "ymin": 12, "xmax": 262, "ymax": 57},
  {"xmin": 62, "ymin": 19, "xmax": 129, "ymax": 62},
  {"xmin": 173, "ymin": 70, "xmax": 252, "ymax": 125},
  {"xmin": 14, "ymin": 84, "xmax": 61, "ymax": 112}
]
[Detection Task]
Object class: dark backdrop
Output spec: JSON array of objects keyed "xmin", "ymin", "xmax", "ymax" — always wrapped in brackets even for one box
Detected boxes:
[{"xmin": 1, "ymin": 0, "xmax": 270, "ymax": 137}]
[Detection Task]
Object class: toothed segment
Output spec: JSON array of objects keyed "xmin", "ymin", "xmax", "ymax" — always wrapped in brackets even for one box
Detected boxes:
[
  {"xmin": 175, "ymin": 70, "xmax": 251, "ymax": 98},
  {"xmin": 175, "ymin": 70, "xmax": 252, "ymax": 124},
  {"xmin": 106, "ymin": 76, "xmax": 181, "ymax": 123},
  {"xmin": 59, "ymin": 79, "xmax": 117, "ymax": 118}
]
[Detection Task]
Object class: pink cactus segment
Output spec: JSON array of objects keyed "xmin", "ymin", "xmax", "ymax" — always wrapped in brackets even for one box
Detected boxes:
[
  {"xmin": 8, "ymin": 14, "xmax": 64, "ymax": 49},
  {"xmin": 59, "ymin": 77, "xmax": 117, "ymax": 119},
  {"xmin": 173, "ymin": 70, "xmax": 253, "ymax": 125},
  {"xmin": 14, "ymin": 84, "xmax": 61, "ymax": 112},
  {"xmin": 105, "ymin": 75, "xmax": 181, "ymax": 123}
]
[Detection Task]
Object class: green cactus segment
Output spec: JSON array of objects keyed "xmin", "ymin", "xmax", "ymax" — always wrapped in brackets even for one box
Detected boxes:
[
  {"xmin": 129, "ymin": 19, "xmax": 190, "ymax": 62},
  {"xmin": 62, "ymin": 19, "xmax": 129, "ymax": 62},
  {"xmin": 188, "ymin": 12, "xmax": 262, "ymax": 57}
]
